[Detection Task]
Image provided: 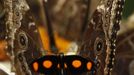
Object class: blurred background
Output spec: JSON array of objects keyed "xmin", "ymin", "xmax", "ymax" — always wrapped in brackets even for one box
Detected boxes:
[{"xmin": 0, "ymin": 0, "xmax": 134, "ymax": 75}]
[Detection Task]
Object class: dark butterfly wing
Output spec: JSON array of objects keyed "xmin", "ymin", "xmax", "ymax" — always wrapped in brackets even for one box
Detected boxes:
[
  {"xmin": 4, "ymin": 2, "xmax": 42, "ymax": 75},
  {"xmin": 64, "ymin": 55, "xmax": 94, "ymax": 75},
  {"xmin": 78, "ymin": 0, "xmax": 126, "ymax": 75},
  {"xmin": 78, "ymin": 3, "xmax": 107, "ymax": 75},
  {"xmin": 30, "ymin": 55, "xmax": 59, "ymax": 75},
  {"xmin": 13, "ymin": 11, "xmax": 42, "ymax": 75},
  {"xmin": 30, "ymin": 54, "xmax": 94, "ymax": 75}
]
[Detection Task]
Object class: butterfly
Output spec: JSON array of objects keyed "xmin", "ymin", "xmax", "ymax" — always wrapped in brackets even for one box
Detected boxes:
[{"xmin": 30, "ymin": 53, "xmax": 94, "ymax": 75}]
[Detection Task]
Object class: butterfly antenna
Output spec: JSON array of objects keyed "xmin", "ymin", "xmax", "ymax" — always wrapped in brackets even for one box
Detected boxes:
[
  {"xmin": 43, "ymin": 1, "xmax": 58, "ymax": 54},
  {"xmin": 81, "ymin": 0, "xmax": 90, "ymax": 34}
]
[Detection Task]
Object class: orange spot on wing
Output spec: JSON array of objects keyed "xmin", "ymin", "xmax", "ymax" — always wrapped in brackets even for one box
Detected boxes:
[
  {"xmin": 33, "ymin": 62, "xmax": 39, "ymax": 71},
  {"xmin": 87, "ymin": 62, "xmax": 92, "ymax": 70},
  {"xmin": 43, "ymin": 60, "xmax": 52, "ymax": 68},
  {"xmin": 64, "ymin": 63, "xmax": 67, "ymax": 68},
  {"xmin": 57, "ymin": 64, "xmax": 60, "ymax": 68},
  {"xmin": 72, "ymin": 60, "xmax": 81, "ymax": 68}
]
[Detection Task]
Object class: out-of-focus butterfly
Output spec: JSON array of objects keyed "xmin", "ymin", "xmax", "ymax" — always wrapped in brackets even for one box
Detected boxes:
[{"xmin": 30, "ymin": 53, "xmax": 94, "ymax": 75}]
